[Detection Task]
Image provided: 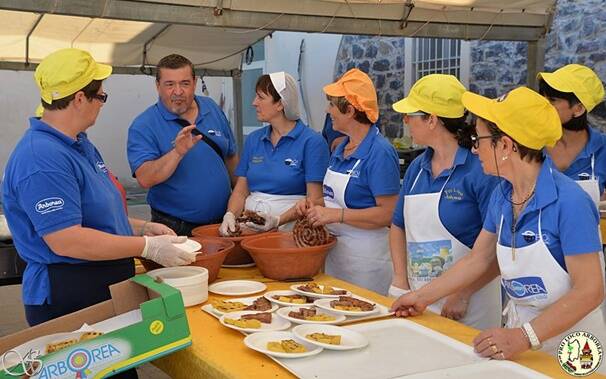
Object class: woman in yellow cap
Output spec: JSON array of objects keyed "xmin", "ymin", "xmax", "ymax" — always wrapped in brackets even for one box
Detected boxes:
[
  {"xmin": 298, "ymin": 68, "xmax": 401, "ymax": 295},
  {"xmin": 391, "ymin": 87, "xmax": 605, "ymax": 372},
  {"xmin": 388, "ymin": 74, "xmax": 501, "ymax": 329},
  {"xmin": 538, "ymin": 64, "xmax": 606, "ymax": 207}
]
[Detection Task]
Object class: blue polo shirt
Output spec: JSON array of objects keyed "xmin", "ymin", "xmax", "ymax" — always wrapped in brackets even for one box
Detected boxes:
[
  {"xmin": 2, "ymin": 118, "xmax": 133, "ymax": 305},
  {"xmin": 545, "ymin": 126, "xmax": 606, "ymax": 194},
  {"xmin": 483, "ymin": 162, "xmax": 601, "ymax": 271},
  {"xmin": 392, "ymin": 147, "xmax": 500, "ymax": 248},
  {"xmin": 326, "ymin": 126, "xmax": 400, "ymax": 208},
  {"xmin": 235, "ymin": 121, "xmax": 329, "ymax": 195},
  {"xmin": 127, "ymin": 96, "xmax": 236, "ymax": 223}
]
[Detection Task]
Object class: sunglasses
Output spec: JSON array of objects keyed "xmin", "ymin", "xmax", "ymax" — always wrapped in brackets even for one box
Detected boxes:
[{"xmin": 90, "ymin": 92, "xmax": 108, "ymax": 103}]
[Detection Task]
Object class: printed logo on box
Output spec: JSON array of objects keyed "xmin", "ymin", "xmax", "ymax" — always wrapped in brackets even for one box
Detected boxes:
[
  {"xmin": 35, "ymin": 198, "xmax": 65, "ymax": 214},
  {"xmin": 557, "ymin": 331, "xmax": 603, "ymax": 376},
  {"xmin": 502, "ymin": 276, "xmax": 548, "ymax": 300}
]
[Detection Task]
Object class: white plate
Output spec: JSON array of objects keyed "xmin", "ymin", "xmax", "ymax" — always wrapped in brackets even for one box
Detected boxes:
[
  {"xmin": 208, "ymin": 280, "xmax": 267, "ymax": 296},
  {"xmin": 290, "ymin": 284, "xmax": 352, "ymax": 299},
  {"xmin": 219, "ymin": 311, "xmax": 291, "ymax": 333},
  {"xmin": 172, "ymin": 238, "xmax": 202, "ymax": 253},
  {"xmin": 244, "ymin": 331, "xmax": 323, "ymax": 359},
  {"xmin": 209, "ymin": 296, "xmax": 279, "ymax": 315},
  {"xmin": 292, "ymin": 324, "xmax": 369, "ymax": 351},
  {"xmin": 264, "ymin": 290, "xmax": 316, "ymax": 307},
  {"xmin": 276, "ymin": 307, "xmax": 346, "ymax": 325},
  {"xmin": 222, "ymin": 262, "xmax": 256, "ymax": 268},
  {"xmin": 314, "ymin": 298, "xmax": 379, "ymax": 316}
]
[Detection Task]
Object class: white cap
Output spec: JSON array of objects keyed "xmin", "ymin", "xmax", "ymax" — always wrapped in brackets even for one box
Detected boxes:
[{"xmin": 269, "ymin": 71, "xmax": 300, "ymax": 121}]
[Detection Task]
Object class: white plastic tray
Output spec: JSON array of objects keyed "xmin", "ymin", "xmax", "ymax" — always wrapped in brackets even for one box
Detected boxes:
[{"xmin": 274, "ymin": 318, "xmax": 547, "ymax": 379}]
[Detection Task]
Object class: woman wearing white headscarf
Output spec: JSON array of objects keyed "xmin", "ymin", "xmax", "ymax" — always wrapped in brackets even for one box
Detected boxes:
[{"xmin": 219, "ymin": 72, "xmax": 329, "ymax": 234}]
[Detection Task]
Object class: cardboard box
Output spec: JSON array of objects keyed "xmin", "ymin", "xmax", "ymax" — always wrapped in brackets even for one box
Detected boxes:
[{"xmin": 0, "ymin": 274, "xmax": 191, "ymax": 378}]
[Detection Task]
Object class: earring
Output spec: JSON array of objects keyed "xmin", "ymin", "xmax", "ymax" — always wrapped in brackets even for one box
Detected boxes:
[{"xmin": 502, "ymin": 156, "xmax": 509, "ymax": 161}]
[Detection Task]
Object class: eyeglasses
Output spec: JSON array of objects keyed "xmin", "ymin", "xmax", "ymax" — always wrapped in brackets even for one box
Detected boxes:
[
  {"xmin": 470, "ymin": 134, "xmax": 494, "ymax": 149},
  {"xmin": 90, "ymin": 92, "xmax": 108, "ymax": 103}
]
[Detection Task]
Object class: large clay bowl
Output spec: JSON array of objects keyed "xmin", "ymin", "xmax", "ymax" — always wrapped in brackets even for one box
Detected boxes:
[
  {"xmin": 191, "ymin": 224, "xmax": 273, "ymax": 266},
  {"xmin": 240, "ymin": 232, "xmax": 337, "ymax": 281},
  {"xmin": 140, "ymin": 237, "xmax": 234, "ymax": 283}
]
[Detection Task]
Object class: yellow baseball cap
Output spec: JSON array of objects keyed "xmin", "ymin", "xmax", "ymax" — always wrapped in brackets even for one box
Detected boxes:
[
  {"xmin": 392, "ymin": 74, "xmax": 466, "ymax": 118},
  {"xmin": 537, "ymin": 64, "xmax": 605, "ymax": 112},
  {"xmin": 34, "ymin": 48, "xmax": 112, "ymax": 104},
  {"xmin": 323, "ymin": 68, "xmax": 379, "ymax": 123},
  {"xmin": 462, "ymin": 87, "xmax": 562, "ymax": 150}
]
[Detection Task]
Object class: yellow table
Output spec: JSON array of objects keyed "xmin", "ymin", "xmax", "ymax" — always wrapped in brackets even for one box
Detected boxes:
[{"xmin": 152, "ymin": 267, "xmax": 595, "ymax": 379}]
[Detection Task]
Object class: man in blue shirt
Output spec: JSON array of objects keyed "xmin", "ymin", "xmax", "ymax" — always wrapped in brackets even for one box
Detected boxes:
[
  {"xmin": 128, "ymin": 54, "xmax": 239, "ymax": 235},
  {"xmin": 2, "ymin": 48, "xmax": 193, "ymax": 346},
  {"xmin": 538, "ymin": 64, "xmax": 606, "ymax": 206}
]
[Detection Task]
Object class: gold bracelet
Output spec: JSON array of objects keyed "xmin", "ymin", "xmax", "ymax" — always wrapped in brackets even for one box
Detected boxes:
[{"xmin": 340, "ymin": 208, "xmax": 345, "ymax": 223}]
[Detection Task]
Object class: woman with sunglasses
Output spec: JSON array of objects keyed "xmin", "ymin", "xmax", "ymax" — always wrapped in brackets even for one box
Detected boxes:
[
  {"xmin": 388, "ymin": 74, "xmax": 501, "ymax": 329},
  {"xmin": 391, "ymin": 87, "xmax": 605, "ymax": 370}
]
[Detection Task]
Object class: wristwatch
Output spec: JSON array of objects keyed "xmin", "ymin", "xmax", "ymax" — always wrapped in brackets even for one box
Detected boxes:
[{"xmin": 522, "ymin": 322, "xmax": 542, "ymax": 351}]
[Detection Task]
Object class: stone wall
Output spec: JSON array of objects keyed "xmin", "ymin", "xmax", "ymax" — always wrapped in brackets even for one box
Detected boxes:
[{"xmin": 333, "ymin": 35, "xmax": 405, "ymax": 138}]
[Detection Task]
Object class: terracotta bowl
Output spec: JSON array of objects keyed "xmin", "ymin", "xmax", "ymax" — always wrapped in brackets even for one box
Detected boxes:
[
  {"xmin": 191, "ymin": 224, "xmax": 273, "ymax": 266},
  {"xmin": 240, "ymin": 232, "xmax": 337, "ymax": 281},
  {"xmin": 140, "ymin": 237, "xmax": 235, "ymax": 283}
]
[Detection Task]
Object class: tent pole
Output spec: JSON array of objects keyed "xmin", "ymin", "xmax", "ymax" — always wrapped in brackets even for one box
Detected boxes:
[
  {"xmin": 232, "ymin": 69, "xmax": 244, "ymax": 151},
  {"xmin": 526, "ymin": 38, "xmax": 545, "ymax": 90}
]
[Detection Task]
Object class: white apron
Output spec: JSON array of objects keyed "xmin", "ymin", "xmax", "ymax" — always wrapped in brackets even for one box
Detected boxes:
[
  {"xmin": 497, "ymin": 210, "xmax": 606, "ymax": 368},
  {"xmin": 323, "ymin": 159, "xmax": 392, "ymax": 295},
  {"xmin": 575, "ymin": 154, "xmax": 600, "ymax": 208},
  {"xmin": 404, "ymin": 168, "xmax": 502, "ymax": 329},
  {"xmin": 245, "ymin": 191, "xmax": 304, "ymax": 231}
]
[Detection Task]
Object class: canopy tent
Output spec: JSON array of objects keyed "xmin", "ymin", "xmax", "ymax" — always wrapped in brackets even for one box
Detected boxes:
[{"xmin": 0, "ymin": 0, "xmax": 557, "ymax": 145}]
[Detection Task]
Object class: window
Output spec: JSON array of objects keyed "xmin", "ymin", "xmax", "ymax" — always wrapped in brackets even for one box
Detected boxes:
[{"xmin": 404, "ymin": 37, "xmax": 470, "ymax": 94}]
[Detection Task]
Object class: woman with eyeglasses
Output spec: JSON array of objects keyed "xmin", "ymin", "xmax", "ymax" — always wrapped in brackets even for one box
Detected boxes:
[
  {"xmin": 391, "ymin": 87, "xmax": 605, "ymax": 370},
  {"xmin": 297, "ymin": 69, "xmax": 400, "ymax": 295},
  {"xmin": 388, "ymin": 74, "xmax": 501, "ymax": 329}
]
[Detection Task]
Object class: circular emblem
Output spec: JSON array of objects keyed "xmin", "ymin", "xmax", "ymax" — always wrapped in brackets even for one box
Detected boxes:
[
  {"xmin": 510, "ymin": 280, "xmax": 526, "ymax": 297},
  {"xmin": 66, "ymin": 348, "xmax": 92, "ymax": 372},
  {"xmin": 149, "ymin": 320, "xmax": 164, "ymax": 335},
  {"xmin": 557, "ymin": 331, "xmax": 603, "ymax": 376}
]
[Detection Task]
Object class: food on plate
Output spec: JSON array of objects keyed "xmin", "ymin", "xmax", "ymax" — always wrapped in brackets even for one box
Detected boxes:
[
  {"xmin": 78, "ymin": 331, "xmax": 103, "ymax": 342},
  {"xmin": 46, "ymin": 338, "xmax": 78, "ymax": 354},
  {"xmin": 240, "ymin": 312, "xmax": 272, "ymax": 324},
  {"xmin": 292, "ymin": 217, "xmax": 331, "ymax": 247},
  {"xmin": 244, "ymin": 297, "xmax": 272, "ymax": 311},
  {"xmin": 306, "ymin": 332, "xmax": 342, "ymax": 345},
  {"xmin": 267, "ymin": 339, "xmax": 307, "ymax": 353},
  {"xmin": 213, "ymin": 300, "xmax": 248, "ymax": 312},
  {"xmin": 272, "ymin": 294, "xmax": 310, "ymax": 304},
  {"xmin": 224, "ymin": 318, "xmax": 261, "ymax": 329},
  {"xmin": 288, "ymin": 307, "xmax": 336, "ymax": 321},
  {"xmin": 330, "ymin": 296, "xmax": 375, "ymax": 312},
  {"xmin": 297, "ymin": 282, "xmax": 347, "ymax": 295}
]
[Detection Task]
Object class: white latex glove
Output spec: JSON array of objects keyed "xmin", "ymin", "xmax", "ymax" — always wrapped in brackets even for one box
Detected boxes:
[
  {"xmin": 246, "ymin": 212, "xmax": 280, "ymax": 232},
  {"xmin": 219, "ymin": 212, "xmax": 237, "ymax": 236},
  {"xmin": 141, "ymin": 235, "xmax": 196, "ymax": 267},
  {"xmin": 388, "ymin": 284, "xmax": 412, "ymax": 299}
]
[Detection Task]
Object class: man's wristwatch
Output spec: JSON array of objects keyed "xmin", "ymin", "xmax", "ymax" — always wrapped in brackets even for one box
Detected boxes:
[{"xmin": 522, "ymin": 322, "xmax": 542, "ymax": 351}]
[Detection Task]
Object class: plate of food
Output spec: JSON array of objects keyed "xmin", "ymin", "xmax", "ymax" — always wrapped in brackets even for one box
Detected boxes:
[
  {"xmin": 264, "ymin": 290, "xmax": 315, "ymax": 307},
  {"xmin": 208, "ymin": 280, "xmax": 267, "ymax": 296},
  {"xmin": 244, "ymin": 331, "xmax": 323, "ymax": 359},
  {"xmin": 219, "ymin": 311, "xmax": 291, "ymax": 333},
  {"xmin": 210, "ymin": 296, "xmax": 278, "ymax": 316},
  {"xmin": 292, "ymin": 324, "xmax": 369, "ymax": 351},
  {"xmin": 290, "ymin": 282, "xmax": 351, "ymax": 298},
  {"xmin": 276, "ymin": 306, "xmax": 346, "ymax": 325},
  {"xmin": 314, "ymin": 296, "xmax": 379, "ymax": 316}
]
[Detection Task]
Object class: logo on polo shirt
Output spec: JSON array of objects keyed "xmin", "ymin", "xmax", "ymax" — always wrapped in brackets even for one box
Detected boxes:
[
  {"xmin": 522, "ymin": 230, "xmax": 536, "ymax": 243},
  {"xmin": 207, "ymin": 129, "xmax": 222, "ymax": 137},
  {"xmin": 577, "ymin": 172, "xmax": 591, "ymax": 181},
  {"xmin": 35, "ymin": 197, "xmax": 65, "ymax": 214},
  {"xmin": 284, "ymin": 158, "xmax": 299, "ymax": 167},
  {"xmin": 558, "ymin": 331, "xmax": 603, "ymax": 376},
  {"xmin": 502, "ymin": 276, "xmax": 548, "ymax": 300},
  {"xmin": 96, "ymin": 161, "xmax": 108, "ymax": 173},
  {"xmin": 443, "ymin": 188, "xmax": 464, "ymax": 201},
  {"xmin": 252, "ymin": 156, "xmax": 264, "ymax": 164},
  {"xmin": 323, "ymin": 185, "xmax": 335, "ymax": 199}
]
